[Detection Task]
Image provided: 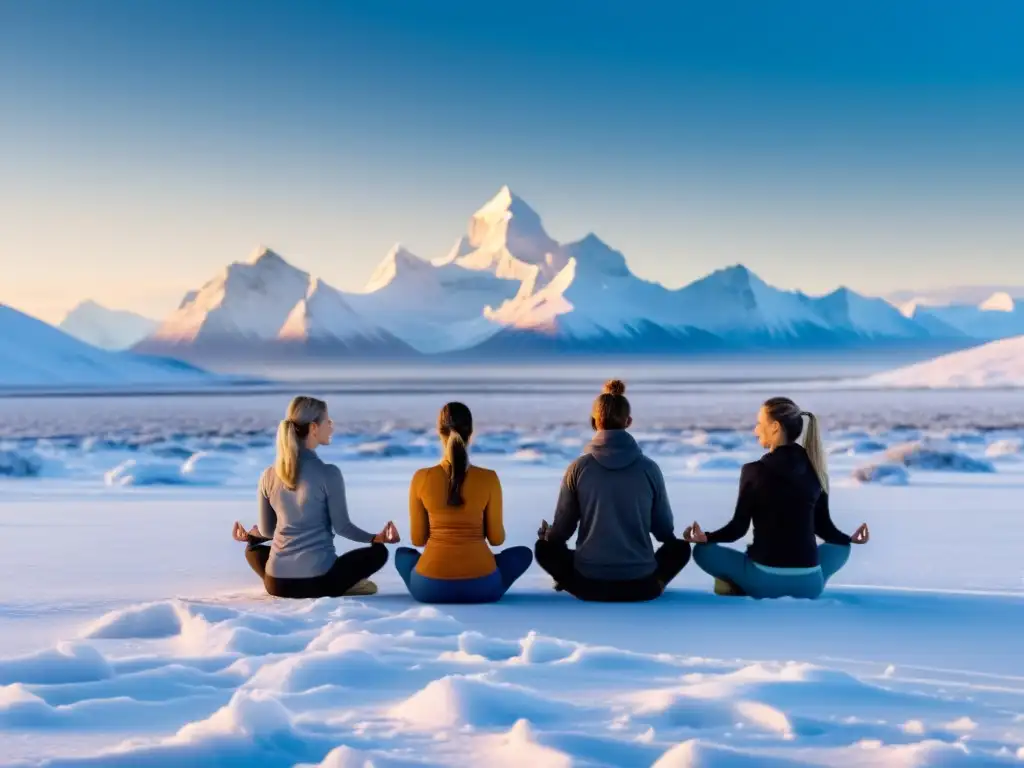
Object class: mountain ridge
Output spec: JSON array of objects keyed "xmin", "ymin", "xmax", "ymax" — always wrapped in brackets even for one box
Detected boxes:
[{"xmin": 127, "ymin": 187, "xmax": 1008, "ymax": 362}]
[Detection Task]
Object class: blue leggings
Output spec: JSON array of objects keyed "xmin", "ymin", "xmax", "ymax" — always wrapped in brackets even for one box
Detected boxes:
[
  {"xmin": 693, "ymin": 543, "xmax": 851, "ymax": 599},
  {"xmin": 395, "ymin": 546, "xmax": 533, "ymax": 604}
]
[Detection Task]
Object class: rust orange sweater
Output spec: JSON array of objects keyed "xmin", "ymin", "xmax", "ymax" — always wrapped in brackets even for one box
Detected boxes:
[{"xmin": 408, "ymin": 464, "xmax": 505, "ymax": 580}]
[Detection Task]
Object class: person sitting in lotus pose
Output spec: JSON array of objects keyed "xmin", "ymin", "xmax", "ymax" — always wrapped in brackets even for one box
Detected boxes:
[
  {"xmin": 233, "ymin": 396, "xmax": 399, "ymax": 598},
  {"xmin": 395, "ymin": 402, "xmax": 533, "ymax": 604},
  {"xmin": 683, "ymin": 396, "xmax": 869, "ymax": 599},
  {"xmin": 535, "ymin": 379, "xmax": 691, "ymax": 602}
]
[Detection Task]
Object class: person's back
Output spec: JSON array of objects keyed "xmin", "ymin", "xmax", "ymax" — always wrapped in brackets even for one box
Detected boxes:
[
  {"xmin": 742, "ymin": 444, "xmax": 825, "ymax": 568},
  {"xmin": 261, "ymin": 448, "xmax": 352, "ymax": 579},
  {"xmin": 395, "ymin": 401, "xmax": 533, "ymax": 604},
  {"xmin": 411, "ymin": 463, "xmax": 503, "ymax": 580},
  {"xmin": 685, "ymin": 396, "xmax": 869, "ymax": 599},
  {"xmin": 535, "ymin": 379, "xmax": 691, "ymax": 602},
  {"xmin": 561, "ymin": 430, "xmax": 672, "ymax": 580},
  {"xmin": 236, "ymin": 395, "xmax": 397, "ymax": 599}
]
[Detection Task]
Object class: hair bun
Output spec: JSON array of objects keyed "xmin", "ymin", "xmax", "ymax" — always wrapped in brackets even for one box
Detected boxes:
[{"xmin": 603, "ymin": 379, "xmax": 627, "ymax": 396}]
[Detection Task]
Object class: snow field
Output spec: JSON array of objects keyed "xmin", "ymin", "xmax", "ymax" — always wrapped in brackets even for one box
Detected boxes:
[{"xmin": 4, "ymin": 591, "xmax": 1024, "ymax": 767}]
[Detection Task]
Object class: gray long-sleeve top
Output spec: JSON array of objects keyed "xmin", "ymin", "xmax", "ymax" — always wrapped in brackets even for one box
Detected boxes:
[
  {"xmin": 547, "ymin": 429, "xmax": 675, "ymax": 580},
  {"xmin": 258, "ymin": 447, "xmax": 375, "ymax": 579}
]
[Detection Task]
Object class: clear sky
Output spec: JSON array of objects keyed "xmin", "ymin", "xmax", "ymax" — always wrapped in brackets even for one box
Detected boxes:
[{"xmin": 2, "ymin": 1, "xmax": 1023, "ymax": 323}]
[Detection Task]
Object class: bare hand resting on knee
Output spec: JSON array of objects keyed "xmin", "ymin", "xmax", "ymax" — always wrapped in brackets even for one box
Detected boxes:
[
  {"xmin": 372, "ymin": 521, "xmax": 401, "ymax": 544},
  {"xmin": 232, "ymin": 521, "xmax": 261, "ymax": 542},
  {"xmin": 850, "ymin": 523, "xmax": 870, "ymax": 544},
  {"xmin": 682, "ymin": 522, "xmax": 707, "ymax": 544}
]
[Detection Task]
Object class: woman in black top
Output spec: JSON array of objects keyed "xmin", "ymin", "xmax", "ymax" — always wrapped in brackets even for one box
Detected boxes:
[{"xmin": 683, "ymin": 397, "xmax": 869, "ymax": 598}]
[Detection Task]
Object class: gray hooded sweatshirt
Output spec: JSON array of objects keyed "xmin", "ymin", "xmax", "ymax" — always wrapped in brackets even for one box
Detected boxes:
[{"xmin": 549, "ymin": 430, "xmax": 676, "ymax": 581}]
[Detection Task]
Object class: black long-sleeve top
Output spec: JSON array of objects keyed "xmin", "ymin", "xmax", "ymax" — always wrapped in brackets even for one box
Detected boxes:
[{"xmin": 705, "ymin": 443, "xmax": 851, "ymax": 568}]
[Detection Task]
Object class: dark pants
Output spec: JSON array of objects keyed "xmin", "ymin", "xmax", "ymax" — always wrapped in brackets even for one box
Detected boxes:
[
  {"xmin": 534, "ymin": 538, "xmax": 691, "ymax": 602},
  {"xmin": 395, "ymin": 546, "xmax": 534, "ymax": 604},
  {"xmin": 245, "ymin": 536, "xmax": 388, "ymax": 599}
]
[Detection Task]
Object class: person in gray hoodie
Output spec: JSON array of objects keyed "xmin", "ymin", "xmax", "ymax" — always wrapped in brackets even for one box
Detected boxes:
[{"xmin": 534, "ymin": 379, "xmax": 691, "ymax": 601}]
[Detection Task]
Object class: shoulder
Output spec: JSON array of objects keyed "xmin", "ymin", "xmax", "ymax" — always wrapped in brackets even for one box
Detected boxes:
[
  {"xmin": 475, "ymin": 466, "xmax": 501, "ymax": 488},
  {"xmin": 740, "ymin": 460, "xmax": 764, "ymax": 483},
  {"xmin": 259, "ymin": 465, "xmax": 274, "ymax": 490},
  {"xmin": 410, "ymin": 464, "xmax": 444, "ymax": 487},
  {"xmin": 639, "ymin": 455, "xmax": 665, "ymax": 477},
  {"xmin": 320, "ymin": 461, "xmax": 344, "ymax": 486},
  {"xmin": 562, "ymin": 455, "xmax": 592, "ymax": 481}
]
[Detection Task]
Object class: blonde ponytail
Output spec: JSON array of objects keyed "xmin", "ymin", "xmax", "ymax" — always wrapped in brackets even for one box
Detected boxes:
[
  {"xmin": 274, "ymin": 419, "xmax": 301, "ymax": 490},
  {"xmin": 802, "ymin": 411, "xmax": 829, "ymax": 494},
  {"xmin": 763, "ymin": 396, "xmax": 829, "ymax": 494},
  {"xmin": 274, "ymin": 396, "xmax": 328, "ymax": 491}
]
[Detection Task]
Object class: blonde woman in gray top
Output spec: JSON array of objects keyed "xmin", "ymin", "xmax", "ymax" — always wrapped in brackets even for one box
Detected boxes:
[{"xmin": 233, "ymin": 396, "xmax": 400, "ymax": 598}]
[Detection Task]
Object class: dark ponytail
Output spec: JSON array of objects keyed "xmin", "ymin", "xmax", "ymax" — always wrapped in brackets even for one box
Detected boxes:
[{"xmin": 438, "ymin": 402, "xmax": 473, "ymax": 506}]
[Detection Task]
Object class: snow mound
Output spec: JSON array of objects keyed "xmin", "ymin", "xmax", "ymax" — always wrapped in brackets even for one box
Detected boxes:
[
  {"xmin": 0, "ymin": 449, "xmax": 42, "ymax": 477},
  {"xmin": 830, "ymin": 439, "xmax": 888, "ymax": 456},
  {"xmin": 852, "ymin": 463, "xmax": 911, "ymax": 486},
  {"xmin": 867, "ymin": 335, "xmax": 1024, "ymax": 388},
  {"xmin": 472, "ymin": 719, "xmax": 574, "ymax": 768},
  {"xmin": 172, "ymin": 689, "xmax": 295, "ymax": 742},
  {"xmin": 884, "ymin": 442, "xmax": 995, "ymax": 473},
  {"xmin": 0, "ymin": 642, "xmax": 113, "ymax": 685},
  {"xmin": 686, "ymin": 455, "xmax": 744, "ymax": 472},
  {"xmin": 104, "ymin": 456, "xmax": 233, "ymax": 486},
  {"xmin": 81, "ymin": 601, "xmax": 188, "ymax": 640},
  {"xmin": 653, "ymin": 739, "xmax": 805, "ymax": 767},
  {"xmin": 303, "ymin": 745, "xmax": 378, "ymax": 768},
  {"xmin": 985, "ymin": 438, "xmax": 1022, "ymax": 458},
  {"xmin": 389, "ymin": 675, "xmax": 568, "ymax": 730}
]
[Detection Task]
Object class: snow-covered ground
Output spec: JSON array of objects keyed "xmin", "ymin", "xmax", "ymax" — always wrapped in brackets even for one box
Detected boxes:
[
  {"xmin": 866, "ymin": 335, "xmax": 1024, "ymax": 388},
  {"xmin": 2, "ymin": 388, "xmax": 1024, "ymax": 766}
]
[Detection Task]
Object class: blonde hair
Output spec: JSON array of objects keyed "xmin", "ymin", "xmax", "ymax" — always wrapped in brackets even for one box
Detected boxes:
[
  {"xmin": 591, "ymin": 379, "xmax": 630, "ymax": 430},
  {"xmin": 275, "ymin": 396, "xmax": 328, "ymax": 490},
  {"xmin": 763, "ymin": 396, "xmax": 829, "ymax": 493}
]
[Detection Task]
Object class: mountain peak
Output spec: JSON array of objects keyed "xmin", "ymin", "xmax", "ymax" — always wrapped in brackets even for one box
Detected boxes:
[
  {"xmin": 704, "ymin": 264, "xmax": 758, "ymax": 290},
  {"xmin": 472, "ymin": 185, "xmax": 540, "ymax": 224},
  {"xmin": 363, "ymin": 244, "xmax": 431, "ymax": 293},
  {"xmin": 247, "ymin": 246, "xmax": 288, "ymax": 267},
  {"xmin": 980, "ymin": 291, "xmax": 1015, "ymax": 312}
]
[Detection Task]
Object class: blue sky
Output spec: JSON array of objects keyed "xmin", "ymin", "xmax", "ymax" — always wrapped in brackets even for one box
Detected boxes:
[{"xmin": 2, "ymin": 1, "xmax": 1023, "ymax": 323}]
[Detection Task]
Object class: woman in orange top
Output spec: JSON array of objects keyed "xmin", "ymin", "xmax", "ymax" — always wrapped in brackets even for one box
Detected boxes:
[{"xmin": 395, "ymin": 402, "xmax": 533, "ymax": 603}]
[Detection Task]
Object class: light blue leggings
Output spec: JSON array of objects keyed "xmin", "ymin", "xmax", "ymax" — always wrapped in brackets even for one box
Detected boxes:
[{"xmin": 693, "ymin": 543, "xmax": 851, "ymax": 599}]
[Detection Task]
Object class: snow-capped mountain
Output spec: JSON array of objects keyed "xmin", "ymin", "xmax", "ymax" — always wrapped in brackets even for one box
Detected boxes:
[
  {"xmin": 902, "ymin": 292, "xmax": 1024, "ymax": 341},
  {"xmin": 141, "ymin": 247, "xmax": 311, "ymax": 349},
  {"xmin": 670, "ymin": 265, "xmax": 831, "ymax": 344},
  {"xmin": 136, "ymin": 246, "xmax": 410, "ymax": 362},
  {"xmin": 129, "ymin": 187, "xmax": 999, "ymax": 362},
  {"xmin": 0, "ymin": 304, "xmax": 213, "ymax": 389},
  {"xmin": 887, "ymin": 285, "xmax": 1024, "ymax": 308},
  {"xmin": 437, "ymin": 186, "xmax": 567, "ymax": 285},
  {"xmin": 867, "ymin": 335, "xmax": 1024, "ymax": 388},
  {"xmin": 277, "ymin": 278, "xmax": 414, "ymax": 356},
  {"xmin": 59, "ymin": 300, "xmax": 159, "ymax": 350},
  {"xmin": 472, "ymin": 234, "xmax": 716, "ymax": 353},
  {"xmin": 810, "ymin": 287, "xmax": 937, "ymax": 340},
  {"xmin": 347, "ymin": 244, "xmax": 519, "ymax": 353}
]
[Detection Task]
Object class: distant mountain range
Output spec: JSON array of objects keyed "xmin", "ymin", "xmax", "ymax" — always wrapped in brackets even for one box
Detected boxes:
[
  {"xmin": 59, "ymin": 300, "xmax": 158, "ymax": 350},
  {"xmin": 0, "ymin": 303, "xmax": 213, "ymax": 389},
  {"xmin": 63, "ymin": 187, "xmax": 1024, "ymax": 362}
]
